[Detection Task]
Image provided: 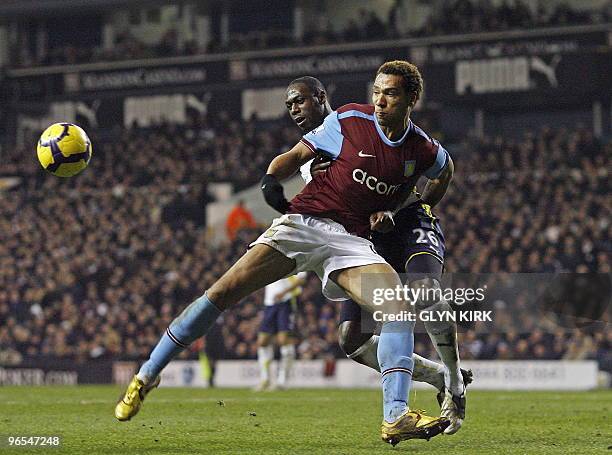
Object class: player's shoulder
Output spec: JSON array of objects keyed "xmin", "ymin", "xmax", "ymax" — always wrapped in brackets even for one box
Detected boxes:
[
  {"xmin": 407, "ymin": 121, "xmax": 441, "ymax": 152},
  {"xmin": 409, "ymin": 122, "xmax": 437, "ymax": 144},
  {"xmin": 336, "ymin": 103, "xmax": 375, "ymax": 117}
]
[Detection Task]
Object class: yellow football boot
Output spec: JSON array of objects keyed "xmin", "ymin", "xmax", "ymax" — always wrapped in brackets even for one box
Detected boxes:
[
  {"xmin": 115, "ymin": 375, "xmax": 160, "ymax": 421},
  {"xmin": 253, "ymin": 379, "xmax": 270, "ymax": 392},
  {"xmin": 381, "ymin": 409, "xmax": 450, "ymax": 446}
]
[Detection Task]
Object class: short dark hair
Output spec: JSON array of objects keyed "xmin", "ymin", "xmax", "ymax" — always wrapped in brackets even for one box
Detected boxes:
[
  {"xmin": 376, "ymin": 60, "xmax": 423, "ymax": 107},
  {"xmin": 288, "ymin": 76, "xmax": 326, "ymax": 96}
]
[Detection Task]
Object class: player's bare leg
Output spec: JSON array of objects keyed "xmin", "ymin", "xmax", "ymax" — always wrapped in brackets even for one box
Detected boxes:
[
  {"xmin": 330, "ymin": 263, "xmax": 449, "ymax": 445},
  {"xmin": 206, "ymin": 245, "xmax": 297, "ymax": 309},
  {"xmin": 115, "ymin": 245, "xmax": 296, "ymax": 421}
]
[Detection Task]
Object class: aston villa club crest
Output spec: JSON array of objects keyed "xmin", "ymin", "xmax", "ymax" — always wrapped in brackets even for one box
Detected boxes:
[
  {"xmin": 404, "ymin": 160, "xmax": 416, "ymax": 177},
  {"xmin": 264, "ymin": 228, "xmax": 278, "ymax": 239}
]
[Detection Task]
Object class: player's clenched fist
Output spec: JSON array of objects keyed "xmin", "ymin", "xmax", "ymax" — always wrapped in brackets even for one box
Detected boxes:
[
  {"xmin": 310, "ymin": 155, "xmax": 332, "ymax": 177},
  {"xmin": 370, "ymin": 211, "xmax": 395, "ymax": 233}
]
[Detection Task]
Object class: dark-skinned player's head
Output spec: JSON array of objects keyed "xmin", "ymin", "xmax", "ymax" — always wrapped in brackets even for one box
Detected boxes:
[
  {"xmin": 373, "ymin": 60, "xmax": 423, "ymax": 128},
  {"xmin": 285, "ymin": 76, "xmax": 332, "ymax": 133}
]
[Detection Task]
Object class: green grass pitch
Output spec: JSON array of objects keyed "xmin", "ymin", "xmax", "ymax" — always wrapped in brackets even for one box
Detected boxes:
[{"xmin": 1, "ymin": 386, "xmax": 610, "ymax": 454}]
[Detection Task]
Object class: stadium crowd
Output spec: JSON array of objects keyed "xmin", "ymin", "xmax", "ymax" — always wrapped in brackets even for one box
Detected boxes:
[
  {"xmin": 0, "ymin": 122, "xmax": 609, "ymax": 375},
  {"xmin": 11, "ymin": 0, "xmax": 611, "ymax": 67}
]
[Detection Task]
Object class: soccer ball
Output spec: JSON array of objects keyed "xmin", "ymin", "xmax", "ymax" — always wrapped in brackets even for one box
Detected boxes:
[{"xmin": 37, "ymin": 123, "xmax": 92, "ymax": 177}]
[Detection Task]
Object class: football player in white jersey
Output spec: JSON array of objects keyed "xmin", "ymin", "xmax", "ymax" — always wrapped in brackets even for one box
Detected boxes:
[{"xmin": 256, "ymin": 272, "xmax": 307, "ymax": 390}]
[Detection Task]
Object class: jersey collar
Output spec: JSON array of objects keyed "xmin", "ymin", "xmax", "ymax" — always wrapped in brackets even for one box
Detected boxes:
[{"xmin": 373, "ymin": 116, "xmax": 412, "ymax": 147}]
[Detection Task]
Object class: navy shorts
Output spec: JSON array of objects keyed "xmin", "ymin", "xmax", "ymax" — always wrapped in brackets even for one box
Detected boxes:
[
  {"xmin": 260, "ymin": 300, "xmax": 296, "ymax": 334},
  {"xmin": 371, "ymin": 202, "xmax": 445, "ymax": 274},
  {"xmin": 339, "ymin": 203, "xmax": 445, "ymax": 325}
]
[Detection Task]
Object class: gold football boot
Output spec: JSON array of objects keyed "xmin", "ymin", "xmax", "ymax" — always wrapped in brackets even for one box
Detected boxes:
[
  {"xmin": 115, "ymin": 375, "xmax": 161, "ymax": 421},
  {"xmin": 381, "ymin": 409, "xmax": 450, "ymax": 446}
]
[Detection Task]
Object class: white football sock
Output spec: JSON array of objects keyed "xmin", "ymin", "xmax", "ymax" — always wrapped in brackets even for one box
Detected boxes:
[
  {"xmin": 412, "ymin": 353, "xmax": 445, "ymax": 390},
  {"xmin": 257, "ymin": 345, "xmax": 273, "ymax": 383},
  {"xmin": 277, "ymin": 344, "xmax": 296, "ymax": 387},
  {"xmin": 422, "ymin": 299, "xmax": 464, "ymax": 395},
  {"xmin": 347, "ymin": 335, "xmax": 380, "ymax": 372}
]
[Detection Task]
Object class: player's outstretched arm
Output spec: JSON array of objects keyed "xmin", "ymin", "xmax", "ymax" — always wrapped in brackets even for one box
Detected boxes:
[
  {"xmin": 421, "ymin": 155, "xmax": 454, "ymax": 208},
  {"xmin": 262, "ymin": 142, "xmax": 317, "ymax": 214},
  {"xmin": 267, "ymin": 142, "xmax": 317, "ymax": 181}
]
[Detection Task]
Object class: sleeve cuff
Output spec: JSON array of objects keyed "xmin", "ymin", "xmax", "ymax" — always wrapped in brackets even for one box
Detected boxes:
[{"xmin": 425, "ymin": 146, "xmax": 449, "ymax": 179}]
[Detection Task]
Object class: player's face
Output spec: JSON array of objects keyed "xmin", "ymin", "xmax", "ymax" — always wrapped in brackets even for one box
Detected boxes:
[
  {"xmin": 372, "ymin": 73, "xmax": 411, "ymax": 128},
  {"xmin": 285, "ymin": 84, "xmax": 326, "ymax": 133}
]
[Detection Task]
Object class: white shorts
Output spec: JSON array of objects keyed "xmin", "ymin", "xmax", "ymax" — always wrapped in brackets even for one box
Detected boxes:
[{"xmin": 250, "ymin": 214, "xmax": 387, "ymax": 301}]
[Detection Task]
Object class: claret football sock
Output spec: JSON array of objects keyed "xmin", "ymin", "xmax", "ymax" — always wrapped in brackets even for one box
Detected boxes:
[
  {"xmin": 378, "ymin": 321, "xmax": 415, "ymax": 422},
  {"xmin": 137, "ymin": 293, "xmax": 222, "ymax": 384}
]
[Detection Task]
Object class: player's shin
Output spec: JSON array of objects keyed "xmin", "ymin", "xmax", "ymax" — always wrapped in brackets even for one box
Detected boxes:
[
  {"xmin": 347, "ymin": 335, "xmax": 380, "ymax": 372},
  {"xmin": 137, "ymin": 293, "xmax": 222, "ymax": 384},
  {"xmin": 277, "ymin": 344, "xmax": 296, "ymax": 387},
  {"xmin": 257, "ymin": 345, "xmax": 273, "ymax": 384},
  {"xmin": 412, "ymin": 353, "xmax": 445, "ymax": 390},
  {"xmin": 378, "ymin": 320, "xmax": 415, "ymax": 422},
  {"xmin": 346, "ymin": 336, "xmax": 445, "ymax": 390},
  {"xmin": 420, "ymin": 298, "xmax": 463, "ymax": 395}
]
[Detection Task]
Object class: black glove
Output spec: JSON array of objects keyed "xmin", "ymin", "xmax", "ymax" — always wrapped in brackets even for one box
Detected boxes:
[{"xmin": 261, "ymin": 174, "xmax": 289, "ymax": 214}]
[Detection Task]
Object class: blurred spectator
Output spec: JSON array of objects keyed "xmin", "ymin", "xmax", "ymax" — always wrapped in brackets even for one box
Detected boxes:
[
  {"xmin": 226, "ymin": 200, "xmax": 257, "ymax": 241},
  {"xmin": 156, "ymin": 29, "xmax": 179, "ymax": 57}
]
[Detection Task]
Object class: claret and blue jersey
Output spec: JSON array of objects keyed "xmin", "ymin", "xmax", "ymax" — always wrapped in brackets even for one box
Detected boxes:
[{"xmin": 288, "ymin": 103, "xmax": 450, "ymax": 238}]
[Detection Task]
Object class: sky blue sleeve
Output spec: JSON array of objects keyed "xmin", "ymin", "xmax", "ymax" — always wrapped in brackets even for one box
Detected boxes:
[
  {"xmin": 424, "ymin": 145, "xmax": 450, "ymax": 179},
  {"xmin": 301, "ymin": 111, "xmax": 343, "ymax": 160}
]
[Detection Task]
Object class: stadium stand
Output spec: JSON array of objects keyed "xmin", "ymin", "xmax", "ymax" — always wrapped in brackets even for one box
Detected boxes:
[{"xmin": 10, "ymin": 0, "xmax": 611, "ymax": 68}]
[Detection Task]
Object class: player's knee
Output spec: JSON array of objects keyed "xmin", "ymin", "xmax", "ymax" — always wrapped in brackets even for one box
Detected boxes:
[
  {"xmin": 207, "ymin": 264, "xmax": 260, "ymax": 310},
  {"xmin": 410, "ymin": 277, "xmax": 438, "ymax": 292},
  {"xmin": 411, "ymin": 278, "xmax": 455, "ymax": 333},
  {"xmin": 205, "ymin": 286, "xmax": 225, "ymax": 309},
  {"xmin": 276, "ymin": 331, "xmax": 290, "ymax": 345},
  {"xmin": 258, "ymin": 333, "xmax": 271, "ymax": 347},
  {"xmin": 411, "ymin": 278, "xmax": 444, "ymax": 310},
  {"xmin": 206, "ymin": 283, "xmax": 239, "ymax": 310}
]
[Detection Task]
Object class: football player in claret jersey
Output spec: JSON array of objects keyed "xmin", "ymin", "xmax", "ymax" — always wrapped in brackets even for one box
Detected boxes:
[
  {"xmin": 117, "ymin": 60, "xmax": 451, "ymax": 446},
  {"xmin": 283, "ymin": 75, "xmax": 471, "ymax": 434},
  {"xmin": 256, "ymin": 273, "xmax": 307, "ymax": 391}
]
